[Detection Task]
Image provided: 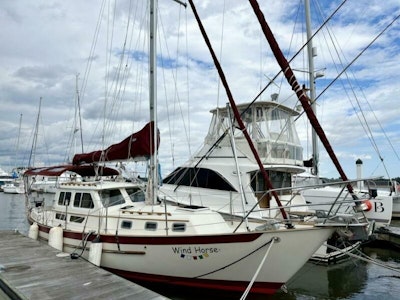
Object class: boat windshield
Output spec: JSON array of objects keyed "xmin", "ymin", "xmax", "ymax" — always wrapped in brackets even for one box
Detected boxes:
[
  {"xmin": 100, "ymin": 189, "xmax": 126, "ymax": 207},
  {"xmin": 126, "ymin": 187, "xmax": 145, "ymax": 202}
]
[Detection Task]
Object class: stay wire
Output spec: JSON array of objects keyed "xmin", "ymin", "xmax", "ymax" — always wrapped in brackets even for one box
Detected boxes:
[
  {"xmin": 315, "ymin": 11, "xmax": 400, "ymax": 102},
  {"xmin": 247, "ymin": 0, "xmax": 348, "ymax": 109}
]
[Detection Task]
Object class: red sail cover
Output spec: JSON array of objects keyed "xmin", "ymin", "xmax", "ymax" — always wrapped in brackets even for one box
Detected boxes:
[
  {"xmin": 24, "ymin": 165, "xmax": 119, "ymax": 177},
  {"xmin": 72, "ymin": 121, "xmax": 159, "ymax": 165}
]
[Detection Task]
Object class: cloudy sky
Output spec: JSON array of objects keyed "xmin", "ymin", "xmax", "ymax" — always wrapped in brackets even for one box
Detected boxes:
[{"xmin": 0, "ymin": 0, "xmax": 399, "ymax": 181}]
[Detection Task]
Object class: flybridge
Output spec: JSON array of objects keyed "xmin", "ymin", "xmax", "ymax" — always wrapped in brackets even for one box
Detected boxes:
[{"xmin": 204, "ymin": 101, "xmax": 304, "ymax": 165}]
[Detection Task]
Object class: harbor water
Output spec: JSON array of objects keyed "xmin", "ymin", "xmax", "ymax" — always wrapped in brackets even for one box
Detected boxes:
[{"xmin": 1, "ymin": 192, "xmax": 400, "ymax": 300}]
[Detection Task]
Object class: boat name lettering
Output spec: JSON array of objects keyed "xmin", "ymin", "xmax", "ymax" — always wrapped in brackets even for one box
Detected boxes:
[
  {"xmin": 194, "ymin": 246, "xmax": 219, "ymax": 254},
  {"xmin": 172, "ymin": 246, "xmax": 220, "ymax": 257}
]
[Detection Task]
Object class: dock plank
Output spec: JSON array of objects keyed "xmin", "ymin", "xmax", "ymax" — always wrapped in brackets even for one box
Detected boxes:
[{"xmin": 0, "ymin": 231, "xmax": 168, "ymax": 300}]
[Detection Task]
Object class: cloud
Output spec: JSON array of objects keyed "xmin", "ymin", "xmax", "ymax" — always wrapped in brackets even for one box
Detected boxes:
[{"xmin": 0, "ymin": 0, "xmax": 399, "ymax": 181}]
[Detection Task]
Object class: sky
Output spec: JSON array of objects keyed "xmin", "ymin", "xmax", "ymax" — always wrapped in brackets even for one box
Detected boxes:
[{"xmin": 0, "ymin": 0, "xmax": 399, "ymax": 181}]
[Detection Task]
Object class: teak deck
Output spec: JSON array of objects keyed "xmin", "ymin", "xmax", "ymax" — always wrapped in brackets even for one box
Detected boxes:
[{"xmin": 0, "ymin": 231, "xmax": 167, "ymax": 300}]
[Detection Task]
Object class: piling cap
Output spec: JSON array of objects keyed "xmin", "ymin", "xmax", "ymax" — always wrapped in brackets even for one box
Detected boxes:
[{"xmin": 356, "ymin": 158, "xmax": 363, "ymax": 165}]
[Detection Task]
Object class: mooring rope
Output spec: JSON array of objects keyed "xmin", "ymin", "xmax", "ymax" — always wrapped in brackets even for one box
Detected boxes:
[
  {"xmin": 326, "ymin": 244, "xmax": 400, "ymax": 273},
  {"xmin": 240, "ymin": 237, "xmax": 278, "ymax": 300}
]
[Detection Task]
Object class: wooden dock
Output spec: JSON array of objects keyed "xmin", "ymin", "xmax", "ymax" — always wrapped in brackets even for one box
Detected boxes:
[{"xmin": 0, "ymin": 231, "xmax": 168, "ymax": 300}]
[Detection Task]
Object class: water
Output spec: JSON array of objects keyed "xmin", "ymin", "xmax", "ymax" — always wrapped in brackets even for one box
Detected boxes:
[
  {"xmin": 1, "ymin": 192, "xmax": 400, "ymax": 300},
  {"xmin": 0, "ymin": 192, "xmax": 30, "ymax": 235}
]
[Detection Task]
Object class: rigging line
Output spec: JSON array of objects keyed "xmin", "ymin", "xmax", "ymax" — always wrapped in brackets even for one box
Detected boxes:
[
  {"xmin": 103, "ymin": 0, "xmax": 117, "ymax": 143},
  {"xmin": 312, "ymin": 2, "xmax": 398, "ymax": 174},
  {"xmin": 317, "ymin": 16, "xmax": 382, "ymax": 162},
  {"xmin": 339, "ymin": 73, "xmax": 400, "ymax": 175},
  {"xmin": 252, "ymin": 0, "xmax": 370, "ymax": 204},
  {"xmin": 246, "ymin": 0, "xmax": 348, "ymax": 112},
  {"xmin": 102, "ymin": 0, "xmax": 137, "ymax": 147},
  {"xmin": 359, "ymin": 87, "xmax": 400, "ymax": 162},
  {"xmin": 76, "ymin": 74, "xmax": 84, "ymax": 153},
  {"xmin": 103, "ymin": 0, "xmax": 111, "ymax": 150},
  {"xmin": 118, "ymin": 0, "xmax": 145, "ymax": 135},
  {"xmin": 326, "ymin": 243, "xmax": 400, "ymax": 274},
  {"xmin": 190, "ymin": 0, "xmax": 290, "ymax": 221},
  {"xmin": 194, "ymin": 237, "xmax": 275, "ymax": 279},
  {"xmin": 345, "ymin": 89, "xmax": 394, "ymax": 179},
  {"xmin": 170, "ymin": 131, "xmax": 230, "ymax": 193},
  {"xmin": 188, "ymin": 2, "xmax": 347, "ymax": 174},
  {"xmin": 216, "ymin": 0, "xmax": 226, "ymax": 109},
  {"xmin": 80, "ymin": 0, "xmax": 107, "ymax": 106},
  {"xmin": 185, "ymin": 10, "xmax": 190, "ymax": 161},
  {"xmin": 312, "ymin": 10, "xmax": 400, "ymax": 176},
  {"xmin": 315, "ymin": 12, "xmax": 400, "ymax": 102},
  {"xmin": 158, "ymin": 6, "xmax": 191, "ymax": 162},
  {"xmin": 295, "ymin": 11, "xmax": 400, "ymax": 158}
]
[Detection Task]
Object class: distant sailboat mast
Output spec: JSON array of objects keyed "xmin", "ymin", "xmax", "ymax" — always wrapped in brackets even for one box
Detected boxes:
[
  {"xmin": 28, "ymin": 97, "xmax": 42, "ymax": 168},
  {"xmin": 14, "ymin": 113, "xmax": 23, "ymax": 170},
  {"xmin": 75, "ymin": 73, "xmax": 84, "ymax": 154}
]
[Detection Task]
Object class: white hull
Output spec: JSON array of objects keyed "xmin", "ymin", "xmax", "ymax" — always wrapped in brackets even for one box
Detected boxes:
[
  {"xmin": 33, "ymin": 220, "xmax": 333, "ymax": 294},
  {"xmin": 2, "ymin": 183, "xmax": 24, "ymax": 194},
  {"xmin": 27, "ymin": 179, "xmax": 336, "ymax": 295},
  {"xmin": 391, "ymin": 195, "xmax": 400, "ymax": 218},
  {"xmin": 299, "ymin": 186, "xmax": 392, "ymax": 227}
]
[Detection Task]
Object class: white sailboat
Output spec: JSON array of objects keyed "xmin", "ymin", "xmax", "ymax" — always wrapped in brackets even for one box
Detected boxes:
[
  {"xmin": 25, "ymin": 1, "xmax": 359, "ymax": 296},
  {"xmin": 0, "ymin": 167, "xmax": 14, "ymax": 192}
]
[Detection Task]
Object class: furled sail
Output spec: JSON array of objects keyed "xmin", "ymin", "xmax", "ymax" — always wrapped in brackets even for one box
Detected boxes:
[
  {"xmin": 24, "ymin": 164, "xmax": 119, "ymax": 177},
  {"xmin": 72, "ymin": 121, "xmax": 159, "ymax": 165}
]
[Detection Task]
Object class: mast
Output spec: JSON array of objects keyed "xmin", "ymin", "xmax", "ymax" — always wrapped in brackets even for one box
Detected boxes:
[
  {"xmin": 148, "ymin": 0, "xmax": 158, "ymax": 205},
  {"xmin": 305, "ymin": 0, "xmax": 319, "ymax": 177},
  {"xmin": 28, "ymin": 97, "xmax": 42, "ymax": 168},
  {"xmin": 15, "ymin": 113, "xmax": 23, "ymax": 169},
  {"xmin": 75, "ymin": 73, "xmax": 84, "ymax": 153}
]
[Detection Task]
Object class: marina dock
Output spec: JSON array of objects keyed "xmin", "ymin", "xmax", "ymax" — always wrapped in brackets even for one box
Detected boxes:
[{"xmin": 0, "ymin": 230, "xmax": 168, "ymax": 300}]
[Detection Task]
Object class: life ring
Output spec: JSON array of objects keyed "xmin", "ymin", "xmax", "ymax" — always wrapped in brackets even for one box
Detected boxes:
[{"xmin": 362, "ymin": 199, "xmax": 372, "ymax": 211}]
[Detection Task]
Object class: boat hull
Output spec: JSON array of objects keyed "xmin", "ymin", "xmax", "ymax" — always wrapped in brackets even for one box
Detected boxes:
[
  {"xmin": 392, "ymin": 195, "xmax": 400, "ymax": 219},
  {"xmin": 300, "ymin": 186, "xmax": 393, "ymax": 227},
  {"xmin": 32, "ymin": 221, "xmax": 334, "ymax": 295}
]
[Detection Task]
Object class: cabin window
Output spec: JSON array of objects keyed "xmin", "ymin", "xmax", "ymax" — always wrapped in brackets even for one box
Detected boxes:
[
  {"xmin": 70, "ymin": 216, "xmax": 84, "ymax": 223},
  {"xmin": 163, "ymin": 167, "xmax": 236, "ymax": 192},
  {"xmin": 55, "ymin": 213, "xmax": 66, "ymax": 220},
  {"xmin": 121, "ymin": 220, "xmax": 132, "ymax": 229},
  {"xmin": 126, "ymin": 187, "xmax": 145, "ymax": 202},
  {"xmin": 73, "ymin": 193, "xmax": 94, "ymax": 209},
  {"xmin": 145, "ymin": 222, "xmax": 157, "ymax": 231},
  {"xmin": 58, "ymin": 192, "xmax": 71, "ymax": 206},
  {"xmin": 172, "ymin": 223, "xmax": 186, "ymax": 232},
  {"xmin": 100, "ymin": 189, "xmax": 125, "ymax": 207},
  {"xmin": 250, "ymin": 170, "xmax": 292, "ymax": 196}
]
